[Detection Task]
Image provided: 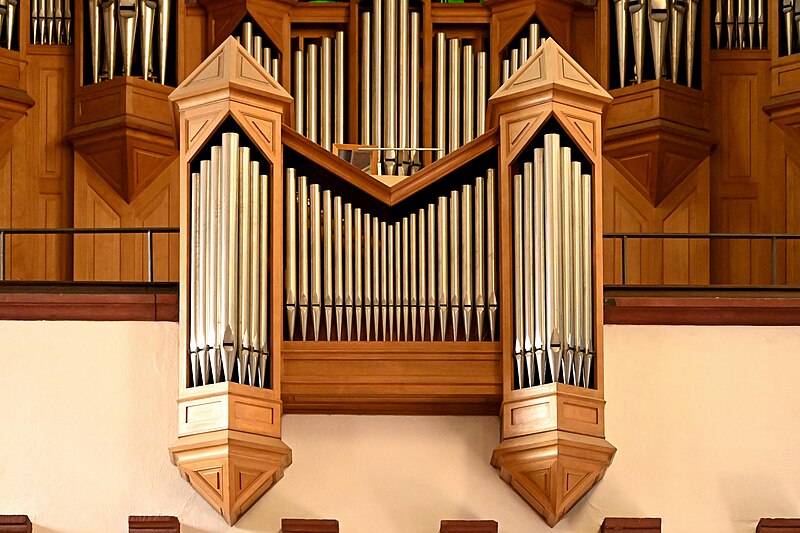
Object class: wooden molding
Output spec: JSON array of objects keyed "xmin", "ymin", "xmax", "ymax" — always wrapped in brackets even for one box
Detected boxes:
[
  {"xmin": 491, "ymin": 430, "xmax": 616, "ymax": 527},
  {"xmin": 0, "ymin": 86, "xmax": 34, "ymax": 154},
  {"xmin": 281, "ymin": 341, "xmax": 502, "ymax": 416},
  {"xmin": 757, "ymin": 519, "xmax": 800, "ymax": 532},
  {"xmin": 440, "ymin": 520, "xmax": 498, "ymax": 533},
  {"xmin": 601, "ymin": 518, "xmax": 661, "ymax": 532},
  {"xmin": 0, "ymin": 516, "xmax": 31, "ymax": 533},
  {"xmin": 281, "ymin": 519, "xmax": 339, "ymax": 533},
  {"xmin": 129, "ymin": 516, "xmax": 180, "ymax": 533},
  {"xmin": 764, "ymin": 92, "xmax": 800, "ymax": 149}
]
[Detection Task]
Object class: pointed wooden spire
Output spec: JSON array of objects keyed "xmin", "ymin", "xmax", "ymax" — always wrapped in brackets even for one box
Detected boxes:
[{"xmin": 488, "ymin": 38, "xmax": 611, "ymax": 166}]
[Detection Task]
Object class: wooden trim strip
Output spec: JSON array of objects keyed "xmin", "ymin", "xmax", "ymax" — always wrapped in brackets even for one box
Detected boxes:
[
  {"xmin": 129, "ymin": 516, "xmax": 180, "ymax": 532},
  {"xmin": 440, "ymin": 520, "xmax": 498, "ymax": 533},
  {"xmin": 601, "ymin": 517, "xmax": 661, "ymax": 532},
  {"xmin": 281, "ymin": 519, "xmax": 339, "ymax": 533},
  {"xmin": 0, "ymin": 516, "xmax": 31, "ymax": 533},
  {"xmin": 0, "ymin": 292, "xmax": 178, "ymax": 322},
  {"xmin": 605, "ymin": 295, "xmax": 800, "ymax": 325},
  {"xmin": 757, "ymin": 518, "xmax": 800, "ymax": 532}
]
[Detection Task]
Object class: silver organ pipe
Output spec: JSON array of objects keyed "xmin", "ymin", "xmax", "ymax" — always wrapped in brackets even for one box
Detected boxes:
[
  {"xmin": 82, "ymin": 0, "xmax": 172, "ymax": 83},
  {"xmin": 290, "ymin": 32, "xmax": 346, "ymax": 152},
  {"xmin": 510, "ymin": 133, "xmax": 595, "ymax": 390},
  {"xmin": 283, "ymin": 170, "xmax": 499, "ymax": 343},
  {"xmin": 502, "ymin": 21, "xmax": 546, "ymax": 81},
  {"xmin": 234, "ymin": 21, "xmax": 281, "ymax": 80},
  {"xmin": 187, "ymin": 132, "xmax": 271, "ymax": 389},
  {"xmin": 613, "ymin": 0, "xmax": 713, "ymax": 86},
  {"xmin": 433, "ymin": 33, "xmax": 490, "ymax": 157},
  {"xmin": 29, "ymin": 0, "xmax": 74, "ymax": 46}
]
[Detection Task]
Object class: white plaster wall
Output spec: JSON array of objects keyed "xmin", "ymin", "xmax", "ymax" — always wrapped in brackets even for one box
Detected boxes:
[{"xmin": 0, "ymin": 321, "xmax": 799, "ymax": 533}]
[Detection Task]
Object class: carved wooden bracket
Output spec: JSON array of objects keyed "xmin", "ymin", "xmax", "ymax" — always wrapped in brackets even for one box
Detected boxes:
[
  {"xmin": 757, "ymin": 518, "xmax": 800, "ymax": 532},
  {"xmin": 0, "ymin": 51, "xmax": 35, "ymax": 154},
  {"xmin": 281, "ymin": 519, "xmax": 340, "ymax": 533},
  {"xmin": 0, "ymin": 516, "xmax": 32, "ymax": 533},
  {"xmin": 129, "ymin": 516, "xmax": 180, "ymax": 533},
  {"xmin": 440, "ymin": 520, "xmax": 498, "ymax": 533},
  {"xmin": 601, "ymin": 517, "xmax": 661, "ymax": 532},
  {"xmin": 604, "ymin": 80, "xmax": 714, "ymax": 206}
]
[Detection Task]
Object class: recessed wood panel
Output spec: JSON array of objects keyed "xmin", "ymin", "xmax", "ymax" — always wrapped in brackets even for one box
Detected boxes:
[{"xmin": 721, "ymin": 75, "xmax": 755, "ymax": 179}]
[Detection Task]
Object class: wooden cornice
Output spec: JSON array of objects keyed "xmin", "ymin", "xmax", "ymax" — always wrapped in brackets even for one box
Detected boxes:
[
  {"xmin": 0, "ymin": 516, "xmax": 31, "ymax": 533},
  {"xmin": 601, "ymin": 517, "xmax": 661, "ymax": 532},
  {"xmin": 129, "ymin": 516, "xmax": 180, "ymax": 533},
  {"xmin": 757, "ymin": 518, "xmax": 800, "ymax": 532},
  {"xmin": 282, "ymin": 125, "xmax": 500, "ymax": 208},
  {"xmin": 440, "ymin": 520, "xmax": 498, "ymax": 533},
  {"xmin": 281, "ymin": 518, "xmax": 339, "ymax": 533}
]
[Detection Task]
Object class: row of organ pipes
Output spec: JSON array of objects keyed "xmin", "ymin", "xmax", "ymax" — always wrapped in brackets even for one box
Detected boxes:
[
  {"xmin": 713, "ymin": 0, "xmax": 765, "ymax": 48},
  {"xmin": 187, "ymin": 132, "xmax": 271, "ymax": 389},
  {"xmin": 612, "ymin": 0, "xmax": 699, "ymax": 87},
  {"xmin": 0, "ymin": 0, "xmax": 18, "ymax": 49},
  {"xmin": 292, "ymin": 31, "xmax": 347, "ymax": 153},
  {"xmin": 235, "ymin": 21, "xmax": 280, "ymax": 83},
  {"xmin": 433, "ymin": 33, "xmax": 490, "ymax": 161},
  {"xmin": 501, "ymin": 21, "xmax": 546, "ymax": 83},
  {"xmin": 511, "ymin": 133, "xmax": 594, "ymax": 389},
  {"xmin": 781, "ymin": 0, "xmax": 800, "ymax": 54},
  {"xmin": 284, "ymin": 168, "xmax": 499, "ymax": 342},
  {"xmin": 31, "ymin": 0, "xmax": 72, "ymax": 44},
  {"xmin": 360, "ymin": 0, "xmax": 426, "ymax": 174},
  {"xmin": 86, "ymin": 0, "xmax": 172, "ymax": 84}
]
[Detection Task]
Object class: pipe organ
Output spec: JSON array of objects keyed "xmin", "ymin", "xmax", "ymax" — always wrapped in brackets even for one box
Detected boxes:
[
  {"xmin": 284, "ymin": 168, "xmax": 498, "ymax": 342},
  {"xmin": 611, "ymin": 0, "xmax": 699, "ymax": 87},
  {"xmin": 712, "ymin": 0, "xmax": 765, "ymax": 49},
  {"xmin": 84, "ymin": 0, "xmax": 172, "ymax": 84},
  {"xmin": 510, "ymin": 136, "xmax": 594, "ymax": 390},
  {"xmin": 169, "ymin": 34, "xmax": 614, "ymax": 529},
  {"xmin": 234, "ymin": 21, "xmax": 280, "ymax": 82},
  {"xmin": 0, "ymin": 0, "xmax": 18, "ymax": 49},
  {"xmin": 187, "ymin": 132, "xmax": 271, "ymax": 389}
]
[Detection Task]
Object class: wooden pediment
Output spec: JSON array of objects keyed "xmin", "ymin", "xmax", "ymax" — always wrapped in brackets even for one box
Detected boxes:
[
  {"xmin": 170, "ymin": 36, "xmax": 292, "ymax": 111},
  {"xmin": 488, "ymin": 38, "xmax": 611, "ymax": 117}
]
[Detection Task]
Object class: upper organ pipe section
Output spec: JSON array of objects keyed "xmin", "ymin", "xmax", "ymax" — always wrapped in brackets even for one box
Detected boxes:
[
  {"xmin": 511, "ymin": 133, "xmax": 595, "ymax": 389},
  {"xmin": 31, "ymin": 0, "xmax": 73, "ymax": 44},
  {"xmin": 360, "ymin": 0, "xmax": 424, "ymax": 174},
  {"xmin": 780, "ymin": 0, "xmax": 800, "ymax": 55},
  {"xmin": 432, "ymin": 32, "xmax": 489, "ymax": 161},
  {"xmin": 714, "ymin": 0, "xmax": 765, "ymax": 49},
  {"xmin": 292, "ymin": 31, "xmax": 347, "ymax": 154},
  {"xmin": 284, "ymin": 168, "xmax": 499, "ymax": 342},
  {"xmin": 85, "ymin": 0, "xmax": 173, "ymax": 84},
  {"xmin": 0, "ymin": 0, "xmax": 19, "ymax": 49},
  {"xmin": 501, "ymin": 21, "xmax": 547, "ymax": 84},
  {"xmin": 187, "ymin": 132, "xmax": 271, "ymax": 389},
  {"xmin": 235, "ymin": 21, "xmax": 280, "ymax": 82},
  {"xmin": 612, "ymin": 0, "xmax": 700, "ymax": 88}
]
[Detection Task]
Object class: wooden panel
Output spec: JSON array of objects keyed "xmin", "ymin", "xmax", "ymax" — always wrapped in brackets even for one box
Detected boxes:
[
  {"xmin": 787, "ymin": 153, "xmax": 800, "ymax": 285},
  {"xmin": 440, "ymin": 520, "xmax": 498, "ymax": 533},
  {"xmin": 73, "ymin": 155, "xmax": 179, "ymax": 283},
  {"xmin": 281, "ymin": 519, "xmax": 339, "ymax": 533},
  {"xmin": 601, "ymin": 518, "xmax": 661, "ymax": 532},
  {"xmin": 0, "ymin": 516, "xmax": 32, "ymax": 533},
  {"xmin": 129, "ymin": 516, "xmax": 180, "ymax": 533}
]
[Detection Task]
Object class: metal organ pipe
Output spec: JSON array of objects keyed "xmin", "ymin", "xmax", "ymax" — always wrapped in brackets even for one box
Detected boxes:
[
  {"xmin": 281, "ymin": 171, "xmax": 499, "ymax": 343},
  {"xmin": 188, "ymin": 132, "xmax": 271, "ymax": 389},
  {"xmin": 508, "ymin": 133, "xmax": 596, "ymax": 390}
]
